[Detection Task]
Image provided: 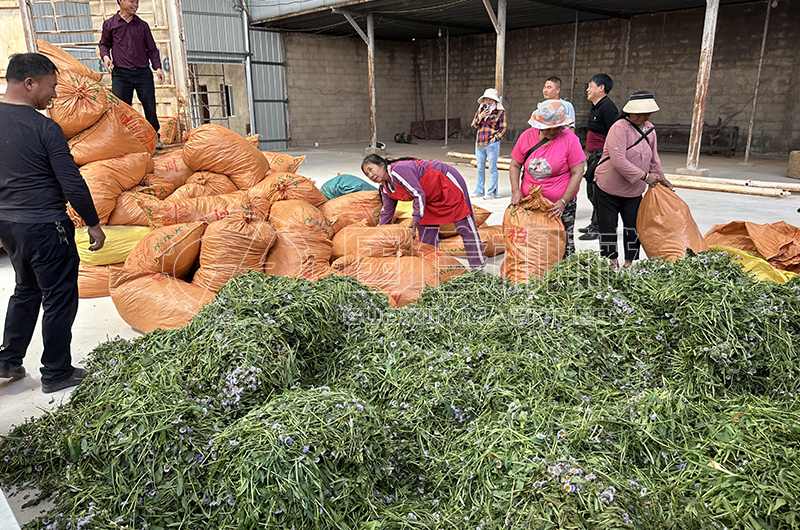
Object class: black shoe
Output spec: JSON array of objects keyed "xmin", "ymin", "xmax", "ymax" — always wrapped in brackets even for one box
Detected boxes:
[
  {"xmin": 578, "ymin": 225, "xmax": 591, "ymax": 234},
  {"xmin": 0, "ymin": 361, "xmax": 27, "ymax": 380},
  {"xmin": 42, "ymin": 367, "xmax": 87, "ymax": 394},
  {"xmin": 578, "ymin": 232, "xmax": 600, "ymax": 241}
]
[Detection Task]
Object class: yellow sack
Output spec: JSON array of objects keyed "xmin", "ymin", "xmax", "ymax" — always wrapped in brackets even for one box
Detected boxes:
[
  {"xmin": 75, "ymin": 225, "xmax": 151, "ymax": 266},
  {"xmin": 709, "ymin": 245, "xmax": 797, "ymax": 284}
]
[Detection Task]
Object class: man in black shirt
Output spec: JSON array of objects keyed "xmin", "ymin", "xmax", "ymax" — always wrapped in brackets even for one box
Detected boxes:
[
  {"xmin": 580, "ymin": 73, "xmax": 618, "ymax": 240},
  {"xmin": 0, "ymin": 53, "xmax": 105, "ymax": 393}
]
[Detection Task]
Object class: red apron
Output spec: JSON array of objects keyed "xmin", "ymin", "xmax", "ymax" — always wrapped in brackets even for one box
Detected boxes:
[{"xmin": 383, "ymin": 160, "xmax": 472, "ymax": 225}]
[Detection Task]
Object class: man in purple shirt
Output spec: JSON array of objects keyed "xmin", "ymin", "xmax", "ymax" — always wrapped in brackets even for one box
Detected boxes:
[{"xmin": 99, "ymin": 0, "xmax": 164, "ymax": 147}]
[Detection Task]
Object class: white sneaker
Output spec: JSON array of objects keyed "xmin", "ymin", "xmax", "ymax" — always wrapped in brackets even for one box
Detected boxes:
[
  {"xmin": 471, "ymin": 193, "xmax": 483, "ymax": 198},
  {"xmin": 483, "ymin": 193, "xmax": 498, "ymax": 200}
]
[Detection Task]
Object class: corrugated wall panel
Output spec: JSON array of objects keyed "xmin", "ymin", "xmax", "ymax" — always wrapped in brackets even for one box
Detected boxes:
[
  {"xmin": 32, "ymin": 1, "xmax": 99, "ymax": 71},
  {"xmin": 250, "ymin": 28, "xmax": 288, "ymax": 148},
  {"xmin": 184, "ymin": 12, "xmax": 246, "ymax": 58}
]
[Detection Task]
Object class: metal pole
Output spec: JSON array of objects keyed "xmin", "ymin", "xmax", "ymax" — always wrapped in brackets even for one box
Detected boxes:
[
  {"xmin": 367, "ymin": 12, "xmax": 376, "ymax": 149},
  {"xmin": 686, "ymin": 0, "xmax": 720, "ymax": 170},
  {"xmin": 444, "ymin": 27, "xmax": 449, "ymax": 147},
  {"xmin": 242, "ymin": 6, "xmax": 257, "ymax": 138},
  {"xmin": 570, "ymin": 10, "xmax": 578, "ymax": 101},
  {"xmin": 166, "ymin": 0, "xmax": 191, "ymax": 134},
  {"xmin": 744, "ymin": 0, "xmax": 771, "ymax": 164},
  {"xmin": 494, "ymin": 0, "xmax": 506, "ymax": 97},
  {"xmin": 19, "ymin": 0, "xmax": 38, "ymax": 52}
]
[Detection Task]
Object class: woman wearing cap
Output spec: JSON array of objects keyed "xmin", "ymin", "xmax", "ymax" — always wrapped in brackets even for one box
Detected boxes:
[
  {"xmin": 471, "ymin": 88, "xmax": 507, "ymax": 200},
  {"xmin": 361, "ymin": 154, "xmax": 486, "ymax": 270},
  {"xmin": 594, "ymin": 90, "xmax": 673, "ymax": 269},
  {"xmin": 509, "ymin": 99, "xmax": 586, "ymax": 257}
]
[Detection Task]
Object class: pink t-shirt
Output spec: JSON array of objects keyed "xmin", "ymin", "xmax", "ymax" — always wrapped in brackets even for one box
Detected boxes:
[{"xmin": 511, "ymin": 128, "xmax": 586, "ymax": 203}]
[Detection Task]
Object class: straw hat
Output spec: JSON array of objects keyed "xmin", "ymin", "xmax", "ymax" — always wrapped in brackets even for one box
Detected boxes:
[
  {"xmin": 622, "ymin": 92, "xmax": 660, "ymax": 114},
  {"xmin": 477, "ymin": 88, "xmax": 504, "ymax": 110},
  {"xmin": 527, "ymin": 99, "xmax": 574, "ymax": 129}
]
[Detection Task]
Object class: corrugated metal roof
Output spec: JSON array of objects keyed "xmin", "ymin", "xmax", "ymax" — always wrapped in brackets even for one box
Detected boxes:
[{"xmin": 251, "ymin": 0, "xmax": 759, "ymax": 41}]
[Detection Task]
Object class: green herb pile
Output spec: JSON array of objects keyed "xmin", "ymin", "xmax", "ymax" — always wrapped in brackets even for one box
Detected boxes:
[{"xmin": 2, "ymin": 252, "xmax": 799, "ymax": 529}]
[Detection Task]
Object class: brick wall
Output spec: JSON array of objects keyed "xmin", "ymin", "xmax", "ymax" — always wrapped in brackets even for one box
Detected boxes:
[
  {"xmin": 415, "ymin": 0, "xmax": 800, "ymax": 156},
  {"xmin": 283, "ymin": 0, "xmax": 799, "ymax": 155},
  {"xmin": 284, "ymin": 33, "xmax": 414, "ymax": 147}
]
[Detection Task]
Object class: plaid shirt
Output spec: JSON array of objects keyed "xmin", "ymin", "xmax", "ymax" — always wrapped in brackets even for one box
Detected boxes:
[{"xmin": 471, "ymin": 108, "xmax": 507, "ymax": 146}]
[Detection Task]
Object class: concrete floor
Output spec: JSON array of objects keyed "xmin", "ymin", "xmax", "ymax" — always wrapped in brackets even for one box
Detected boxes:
[{"xmin": 1, "ymin": 140, "xmax": 798, "ymax": 525}]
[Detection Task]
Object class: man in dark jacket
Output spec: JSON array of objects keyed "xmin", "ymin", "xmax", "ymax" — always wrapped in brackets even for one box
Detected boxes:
[
  {"xmin": 580, "ymin": 73, "xmax": 618, "ymax": 240},
  {"xmin": 0, "ymin": 53, "xmax": 105, "ymax": 393}
]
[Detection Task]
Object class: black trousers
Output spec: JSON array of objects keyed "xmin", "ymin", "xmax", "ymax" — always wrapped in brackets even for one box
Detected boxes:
[
  {"xmin": 0, "ymin": 220, "xmax": 80, "ymax": 383},
  {"xmin": 583, "ymin": 150, "xmax": 603, "ymax": 230},
  {"xmin": 111, "ymin": 67, "xmax": 160, "ymax": 135},
  {"xmin": 596, "ymin": 186, "xmax": 642, "ymax": 262}
]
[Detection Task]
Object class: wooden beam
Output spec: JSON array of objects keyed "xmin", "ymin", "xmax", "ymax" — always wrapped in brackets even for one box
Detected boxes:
[
  {"xmin": 482, "ymin": 0, "xmax": 499, "ymax": 33},
  {"xmin": 332, "ymin": 8, "xmax": 369, "ymax": 45}
]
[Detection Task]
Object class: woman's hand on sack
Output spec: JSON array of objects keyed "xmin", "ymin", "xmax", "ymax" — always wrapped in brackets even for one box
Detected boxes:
[
  {"xmin": 409, "ymin": 221, "xmax": 419, "ymax": 241},
  {"xmin": 660, "ymin": 177, "xmax": 674, "ymax": 190},
  {"xmin": 645, "ymin": 173, "xmax": 659, "ymax": 187},
  {"xmin": 510, "ymin": 189, "xmax": 522, "ymax": 205},
  {"xmin": 548, "ymin": 199, "xmax": 566, "ymax": 218}
]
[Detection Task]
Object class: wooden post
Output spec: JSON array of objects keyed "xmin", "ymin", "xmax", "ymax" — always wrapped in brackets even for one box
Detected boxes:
[
  {"xmin": 743, "ymin": 0, "xmax": 771, "ymax": 164},
  {"xmin": 494, "ymin": 0, "xmax": 506, "ymax": 97},
  {"xmin": 367, "ymin": 12, "xmax": 376, "ymax": 149},
  {"xmin": 684, "ymin": 0, "xmax": 720, "ymax": 173}
]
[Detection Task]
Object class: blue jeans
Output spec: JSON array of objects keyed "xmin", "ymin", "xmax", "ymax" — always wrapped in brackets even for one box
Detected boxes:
[{"xmin": 474, "ymin": 141, "xmax": 500, "ymax": 196}]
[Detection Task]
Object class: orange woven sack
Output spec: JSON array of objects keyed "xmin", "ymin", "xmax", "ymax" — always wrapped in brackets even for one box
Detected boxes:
[
  {"xmin": 268, "ymin": 200, "xmax": 336, "ymax": 240},
  {"xmin": 109, "ymin": 268, "xmax": 215, "ymax": 333},
  {"xmin": 153, "ymin": 150, "xmax": 193, "ymax": 188},
  {"xmin": 183, "ymin": 172, "xmax": 238, "ymax": 196},
  {"xmin": 330, "ymin": 255, "xmax": 438, "ymax": 307},
  {"xmin": 132, "ymin": 173, "xmax": 175, "ymax": 199},
  {"xmin": 438, "ymin": 225, "xmax": 505, "ymax": 257},
  {"xmin": 49, "ymin": 72, "xmax": 106, "ymax": 138},
  {"xmin": 125, "ymin": 221, "xmax": 207, "ymax": 278},
  {"xmin": 262, "ymin": 151, "xmax": 305, "ymax": 174},
  {"xmin": 636, "ymin": 185, "xmax": 709, "ymax": 261},
  {"xmin": 105, "ymin": 91, "xmax": 157, "ymax": 154},
  {"xmin": 78, "ymin": 263, "xmax": 123, "ymax": 298},
  {"xmin": 705, "ymin": 221, "xmax": 800, "ymax": 272},
  {"xmin": 168, "ymin": 183, "xmax": 215, "ymax": 201},
  {"xmin": 192, "ymin": 214, "xmax": 277, "ymax": 292},
  {"xmin": 183, "ymin": 124, "xmax": 268, "ymax": 190},
  {"xmin": 480, "ymin": 225, "xmax": 505, "ymax": 257},
  {"xmin": 318, "ymin": 190, "xmax": 383, "ymax": 233},
  {"xmin": 331, "ymin": 225, "xmax": 414, "ymax": 261},
  {"xmin": 108, "ymin": 191, "xmax": 159, "ymax": 226},
  {"xmin": 411, "ymin": 242, "xmax": 467, "ymax": 284},
  {"xmin": 37, "ymin": 40, "xmax": 103, "ymax": 83},
  {"xmin": 158, "ymin": 117, "xmax": 179, "ymax": 145},
  {"xmin": 501, "ymin": 186, "xmax": 565, "ymax": 282},
  {"xmin": 248, "ymin": 173, "xmax": 327, "ymax": 208},
  {"xmin": 141, "ymin": 191, "xmax": 251, "ymax": 228},
  {"xmin": 68, "ymin": 109, "xmax": 146, "ymax": 166},
  {"xmin": 295, "ymin": 261, "xmax": 332, "ymax": 282},
  {"xmin": 439, "ymin": 206, "xmax": 492, "ymax": 238},
  {"xmin": 73, "ymin": 152, "xmax": 153, "ymax": 225},
  {"xmin": 264, "ymin": 231, "xmax": 333, "ymax": 278}
]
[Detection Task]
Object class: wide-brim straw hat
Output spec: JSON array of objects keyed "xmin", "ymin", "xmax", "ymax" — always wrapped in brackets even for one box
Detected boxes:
[
  {"xmin": 622, "ymin": 92, "xmax": 660, "ymax": 113},
  {"xmin": 527, "ymin": 99, "xmax": 574, "ymax": 129},
  {"xmin": 478, "ymin": 88, "xmax": 504, "ymax": 110}
]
